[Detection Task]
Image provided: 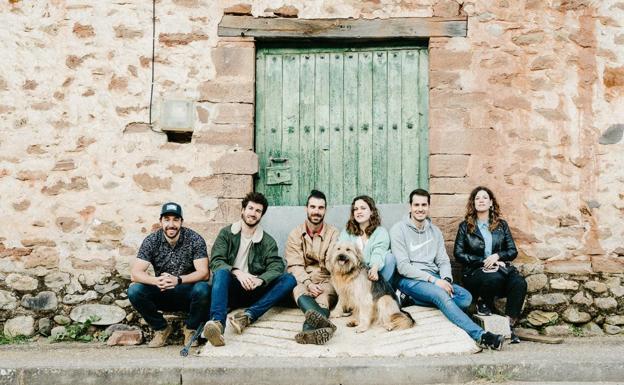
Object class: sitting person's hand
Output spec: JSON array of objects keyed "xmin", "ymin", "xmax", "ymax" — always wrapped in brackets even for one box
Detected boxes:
[{"xmin": 483, "ymin": 253, "xmax": 500, "ymax": 269}]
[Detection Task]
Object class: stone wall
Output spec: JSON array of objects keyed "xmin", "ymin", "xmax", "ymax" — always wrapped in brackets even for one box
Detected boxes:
[{"xmin": 1, "ymin": 0, "xmax": 623, "ymax": 337}]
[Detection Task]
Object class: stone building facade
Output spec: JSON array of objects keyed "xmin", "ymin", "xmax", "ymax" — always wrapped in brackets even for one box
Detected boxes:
[{"xmin": 1, "ymin": 0, "xmax": 623, "ymax": 337}]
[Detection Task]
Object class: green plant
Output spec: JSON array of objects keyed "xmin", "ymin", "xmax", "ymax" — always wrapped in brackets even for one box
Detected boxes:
[
  {"xmin": 473, "ymin": 365, "xmax": 515, "ymax": 383},
  {"xmin": 0, "ymin": 333, "xmax": 31, "ymax": 345},
  {"xmin": 570, "ymin": 325, "xmax": 584, "ymax": 337},
  {"xmin": 50, "ymin": 316, "xmax": 101, "ymax": 342}
]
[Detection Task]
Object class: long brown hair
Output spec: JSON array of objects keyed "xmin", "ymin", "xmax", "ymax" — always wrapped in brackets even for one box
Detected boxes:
[
  {"xmin": 345, "ymin": 195, "xmax": 381, "ymax": 237},
  {"xmin": 465, "ymin": 186, "xmax": 501, "ymax": 234}
]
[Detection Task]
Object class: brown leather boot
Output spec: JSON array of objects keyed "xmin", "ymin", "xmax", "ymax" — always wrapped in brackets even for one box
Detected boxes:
[{"xmin": 148, "ymin": 325, "xmax": 172, "ymax": 348}]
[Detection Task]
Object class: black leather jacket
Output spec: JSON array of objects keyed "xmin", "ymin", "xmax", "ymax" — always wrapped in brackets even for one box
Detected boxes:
[{"xmin": 453, "ymin": 219, "xmax": 518, "ymax": 272}]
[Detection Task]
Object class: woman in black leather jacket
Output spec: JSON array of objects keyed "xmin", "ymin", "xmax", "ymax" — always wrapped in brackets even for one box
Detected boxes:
[{"xmin": 454, "ymin": 186, "xmax": 527, "ymax": 343}]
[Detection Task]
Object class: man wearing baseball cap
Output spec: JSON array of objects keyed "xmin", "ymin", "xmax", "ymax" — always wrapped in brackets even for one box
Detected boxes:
[{"xmin": 128, "ymin": 202, "xmax": 211, "ymax": 348}]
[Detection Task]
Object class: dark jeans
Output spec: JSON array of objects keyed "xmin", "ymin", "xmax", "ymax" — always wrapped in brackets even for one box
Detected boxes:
[
  {"xmin": 462, "ymin": 267, "xmax": 528, "ymax": 319},
  {"xmin": 127, "ymin": 281, "xmax": 211, "ymax": 331},
  {"xmin": 209, "ymin": 269, "xmax": 297, "ymax": 329}
]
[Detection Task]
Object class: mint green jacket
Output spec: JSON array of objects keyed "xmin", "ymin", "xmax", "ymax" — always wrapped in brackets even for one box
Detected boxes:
[{"xmin": 338, "ymin": 226, "xmax": 390, "ymax": 269}]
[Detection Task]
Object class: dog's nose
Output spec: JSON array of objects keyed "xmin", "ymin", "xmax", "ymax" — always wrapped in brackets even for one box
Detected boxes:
[{"xmin": 337, "ymin": 254, "xmax": 348, "ymax": 261}]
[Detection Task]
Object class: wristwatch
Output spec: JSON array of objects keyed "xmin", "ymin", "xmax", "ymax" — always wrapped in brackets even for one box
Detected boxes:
[
  {"xmin": 443, "ymin": 277, "xmax": 452, "ymax": 284},
  {"xmin": 177, "ymin": 276, "xmax": 182, "ymax": 285}
]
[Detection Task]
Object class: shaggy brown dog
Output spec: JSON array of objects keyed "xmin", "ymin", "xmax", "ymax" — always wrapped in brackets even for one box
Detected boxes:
[{"xmin": 328, "ymin": 242, "xmax": 414, "ymax": 333}]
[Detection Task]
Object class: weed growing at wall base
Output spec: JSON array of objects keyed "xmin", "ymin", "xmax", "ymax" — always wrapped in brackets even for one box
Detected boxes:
[{"xmin": 0, "ymin": 333, "xmax": 31, "ymax": 345}]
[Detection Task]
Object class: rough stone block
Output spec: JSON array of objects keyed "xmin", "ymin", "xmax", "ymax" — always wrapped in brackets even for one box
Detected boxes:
[
  {"xmin": 0, "ymin": 290, "xmax": 18, "ymax": 310},
  {"xmin": 571, "ymin": 291, "xmax": 593, "ymax": 306},
  {"xmin": 584, "ymin": 280, "xmax": 608, "ymax": 294},
  {"xmin": 212, "ymin": 103, "xmax": 254, "ymax": 124},
  {"xmin": 188, "ymin": 174, "xmax": 252, "ymax": 198},
  {"xmin": 107, "ymin": 330, "xmax": 143, "ymax": 346},
  {"xmin": 591, "ymin": 256, "xmax": 624, "ymax": 273},
  {"xmin": 429, "ymin": 194, "xmax": 468, "ymax": 218},
  {"xmin": 211, "ymin": 150, "xmax": 258, "ymax": 174},
  {"xmin": 562, "ymin": 307, "xmax": 591, "ymax": 324},
  {"xmin": 527, "ymin": 310, "xmax": 559, "ymax": 326},
  {"xmin": 194, "ymin": 124, "xmax": 253, "ymax": 148},
  {"xmin": 544, "ymin": 260, "xmax": 593, "ymax": 275},
  {"xmin": 474, "ymin": 314, "xmax": 511, "ymax": 337},
  {"xmin": 21, "ymin": 291, "xmax": 58, "ymax": 311},
  {"xmin": 70, "ymin": 304, "xmax": 126, "ymax": 325},
  {"xmin": 133, "ymin": 173, "xmax": 172, "ymax": 192},
  {"xmin": 594, "ymin": 297, "xmax": 618, "ymax": 310},
  {"xmin": 224, "ymin": 3, "xmax": 252, "ymax": 15},
  {"xmin": 212, "ymin": 46, "xmax": 255, "ymax": 79},
  {"xmin": 429, "ymin": 128, "xmax": 498, "ymax": 155},
  {"xmin": 543, "ymin": 324, "xmax": 572, "ymax": 337},
  {"xmin": 529, "ymin": 293, "xmax": 568, "ymax": 308},
  {"xmin": 526, "ymin": 274, "xmax": 548, "ymax": 292},
  {"xmin": 429, "ymin": 154, "xmax": 470, "ymax": 177},
  {"xmin": 429, "ymin": 49, "xmax": 471, "ymax": 70},
  {"xmin": 550, "ymin": 278, "xmax": 579, "ymax": 290},
  {"xmin": 199, "ymin": 78, "xmax": 253, "ymax": 103},
  {"xmin": 429, "ymin": 177, "xmax": 472, "ymax": 194},
  {"xmin": 4, "ymin": 316, "xmax": 35, "ymax": 337},
  {"xmin": 6, "ymin": 273, "xmax": 38, "ymax": 291}
]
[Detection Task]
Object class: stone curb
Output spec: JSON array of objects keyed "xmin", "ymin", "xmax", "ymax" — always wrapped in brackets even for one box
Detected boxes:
[{"xmin": 1, "ymin": 359, "xmax": 624, "ymax": 385}]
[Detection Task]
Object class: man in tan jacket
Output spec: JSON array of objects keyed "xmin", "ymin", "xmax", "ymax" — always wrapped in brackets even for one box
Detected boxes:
[{"xmin": 285, "ymin": 189, "xmax": 339, "ymax": 345}]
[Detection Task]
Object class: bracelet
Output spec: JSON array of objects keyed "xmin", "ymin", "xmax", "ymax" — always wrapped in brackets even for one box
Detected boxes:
[{"xmin": 177, "ymin": 276, "xmax": 182, "ymax": 285}]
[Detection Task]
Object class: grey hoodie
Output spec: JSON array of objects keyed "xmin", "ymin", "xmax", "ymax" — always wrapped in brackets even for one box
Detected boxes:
[{"xmin": 390, "ymin": 215, "xmax": 452, "ymax": 282}]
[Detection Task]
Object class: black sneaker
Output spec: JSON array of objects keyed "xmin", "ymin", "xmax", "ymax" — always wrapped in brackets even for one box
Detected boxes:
[
  {"xmin": 476, "ymin": 301, "xmax": 492, "ymax": 316},
  {"xmin": 480, "ymin": 331, "xmax": 504, "ymax": 350},
  {"xmin": 510, "ymin": 330, "xmax": 520, "ymax": 344}
]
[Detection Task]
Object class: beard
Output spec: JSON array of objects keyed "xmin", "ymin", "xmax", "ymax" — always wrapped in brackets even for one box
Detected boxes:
[
  {"xmin": 164, "ymin": 226, "xmax": 180, "ymax": 240},
  {"xmin": 241, "ymin": 213, "xmax": 260, "ymax": 227},
  {"xmin": 307, "ymin": 213, "xmax": 324, "ymax": 225}
]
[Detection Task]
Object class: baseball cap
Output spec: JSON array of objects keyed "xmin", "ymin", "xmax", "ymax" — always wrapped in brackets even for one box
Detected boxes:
[{"xmin": 160, "ymin": 202, "xmax": 183, "ymax": 219}]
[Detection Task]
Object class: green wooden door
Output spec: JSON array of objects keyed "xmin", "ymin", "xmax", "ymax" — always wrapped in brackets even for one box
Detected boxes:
[{"xmin": 255, "ymin": 44, "xmax": 428, "ymax": 206}]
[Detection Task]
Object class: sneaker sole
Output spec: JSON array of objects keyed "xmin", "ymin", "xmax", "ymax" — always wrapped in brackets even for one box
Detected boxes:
[
  {"xmin": 294, "ymin": 327, "xmax": 333, "ymax": 345},
  {"xmin": 304, "ymin": 310, "xmax": 337, "ymax": 332},
  {"xmin": 203, "ymin": 323, "xmax": 225, "ymax": 347}
]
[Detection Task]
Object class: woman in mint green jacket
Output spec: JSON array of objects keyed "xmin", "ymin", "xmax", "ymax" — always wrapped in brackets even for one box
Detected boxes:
[{"xmin": 339, "ymin": 195, "xmax": 396, "ymax": 283}]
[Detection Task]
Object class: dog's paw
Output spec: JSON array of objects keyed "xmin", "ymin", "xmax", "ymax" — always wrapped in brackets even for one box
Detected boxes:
[
  {"xmin": 384, "ymin": 324, "xmax": 394, "ymax": 331},
  {"xmin": 346, "ymin": 319, "xmax": 359, "ymax": 327},
  {"xmin": 355, "ymin": 326, "xmax": 368, "ymax": 333}
]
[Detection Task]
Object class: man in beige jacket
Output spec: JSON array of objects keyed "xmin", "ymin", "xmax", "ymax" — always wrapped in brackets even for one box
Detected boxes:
[{"xmin": 285, "ymin": 189, "xmax": 339, "ymax": 345}]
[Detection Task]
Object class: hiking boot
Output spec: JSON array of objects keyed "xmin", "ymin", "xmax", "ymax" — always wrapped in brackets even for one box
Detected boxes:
[
  {"xmin": 304, "ymin": 310, "xmax": 336, "ymax": 332},
  {"xmin": 182, "ymin": 326, "xmax": 198, "ymax": 347},
  {"xmin": 480, "ymin": 331, "xmax": 504, "ymax": 350},
  {"xmin": 294, "ymin": 327, "xmax": 334, "ymax": 345},
  {"xmin": 229, "ymin": 311, "xmax": 251, "ymax": 335},
  {"xmin": 476, "ymin": 301, "xmax": 492, "ymax": 316},
  {"xmin": 203, "ymin": 320, "xmax": 225, "ymax": 347},
  {"xmin": 148, "ymin": 325, "xmax": 172, "ymax": 348}
]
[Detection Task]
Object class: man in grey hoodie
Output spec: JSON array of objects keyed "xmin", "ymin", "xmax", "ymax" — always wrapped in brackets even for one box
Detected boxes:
[{"xmin": 390, "ymin": 189, "xmax": 504, "ymax": 350}]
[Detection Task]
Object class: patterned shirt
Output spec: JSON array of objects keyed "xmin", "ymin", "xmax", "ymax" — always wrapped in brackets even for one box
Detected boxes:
[{"xmin": 137, "ymin": 227, "xmax": 208, "ymax": 276}]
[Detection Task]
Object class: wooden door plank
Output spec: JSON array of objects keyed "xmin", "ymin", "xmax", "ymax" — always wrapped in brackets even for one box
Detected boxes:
[
  {"xmin": 264, "ymin": 54, "xmax": 284, "ymax": 205},
  {"xmin": 386, "ymin": 50, "xmax": 403, "ymax": 203},
  {"xmin": 255, "ymin": 51, "xmax": 267, "ymax": 197},
  {"xmin": 372, "ymin": 50, "xmax": 388, "ymax": 204},
  {"xmin": 343, "ymin": 52, "xmax": 359, "ymax": 204},
  {"xmin": 401, "ymin": 50, "xmax": 420, "ymax": 201},
  {"xmin": 357, "ymin": 51, "xmax": 373, "ymax": 197},
  {"xmin": 281, "ymin": 53, "xmax": 301, "ymax": 205},
  {"xmin": 315, "ymin": 53, "xmax": 331, "ymax": 199},
  {"xmin": 328, "ymin": 52, "xmax": 345, "ymax": 205},
  {"xmin": 417, "ymin": 49, "xmax": 430, "ymax": 190},
  {"xmin": 219, "ymin": 16, "xmax": 468, "ymax": 39},
  {"xmin": 299, "ymin": 52, "xmax": 316, "ymax": 205}
]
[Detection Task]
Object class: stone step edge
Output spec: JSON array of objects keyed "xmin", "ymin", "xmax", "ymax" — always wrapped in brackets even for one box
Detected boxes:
[{"xmin": 1, "ymin": 360, "xmax": 623, "ymax": 385}]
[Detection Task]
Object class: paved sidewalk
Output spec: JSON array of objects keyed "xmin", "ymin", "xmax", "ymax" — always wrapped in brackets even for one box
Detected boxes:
[{"xmin": 1, "ymin": 335, "xmax": 623, "ymax": 385}]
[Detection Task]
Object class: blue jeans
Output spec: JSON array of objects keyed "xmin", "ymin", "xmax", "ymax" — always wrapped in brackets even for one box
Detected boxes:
[
  {"xmin": 209, "ymin": 269, "xmax": 297, "ymax": 329},
  {"xmin": 379, "ymin": 251, "xmax": 397, "ymax": 283},
  {"xmin": 127, "ymin": 281, "xmax": 211, "ymax": 331},
  {"xmin": 397, "ymin": 276, "xmax": 484, "ymax": 341}
]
